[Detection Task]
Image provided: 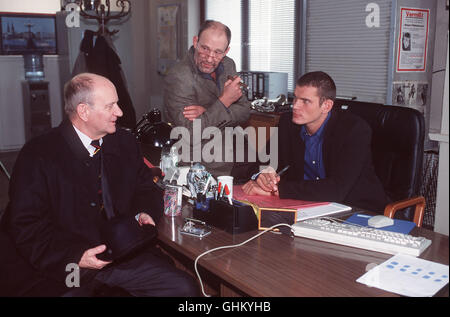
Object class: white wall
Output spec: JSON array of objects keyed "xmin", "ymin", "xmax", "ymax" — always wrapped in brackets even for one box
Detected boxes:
[
  {"xmin": 187, "ymin": 0, "xmax": 200, "ymax": 45},
  {"xmin": 429, "ymin": 0, "xmax": 449, "ymax": 136},
  {"xmin": 0, "ymin": 0, "xmax": 67, "ymax": 150},
  {"xmin": 0, "ymin": 0, "xmax": 124, "ymax": 13},
  {"xmin": 0, "ymin": 0, "xmax": 60, "ymax": 13},
  {"xmin": 429, "ymin": 31, "xmax": 449, "ymax": 236}
]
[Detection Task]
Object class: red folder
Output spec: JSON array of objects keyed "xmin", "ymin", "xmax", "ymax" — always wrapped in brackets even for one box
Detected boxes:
[{"xmin": 233, "ymin": 185, "xmax": 328, "ymax": 210}]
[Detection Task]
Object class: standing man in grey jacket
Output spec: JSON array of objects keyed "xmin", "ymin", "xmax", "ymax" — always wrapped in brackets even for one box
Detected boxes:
[{"xmin": 163, "ymin": 20, "xmax": 251, "ymax": 177}]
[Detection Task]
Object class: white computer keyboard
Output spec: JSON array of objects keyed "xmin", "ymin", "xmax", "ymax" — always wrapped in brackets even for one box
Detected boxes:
[{"xmin": 291, "ymin": 218, "xmax": 432, "ymax": 256}]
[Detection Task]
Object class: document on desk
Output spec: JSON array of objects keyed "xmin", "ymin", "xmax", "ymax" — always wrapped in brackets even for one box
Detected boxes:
[
  {"xmin": 357, "ymin": 254, "xmax": 449, "ymax": 297},
  {"xmin": 296, "ymin": 202, "xmax": 352, "ymax": 221},
  {"xmin": 233, "ymin": 185, "xmax": 350, "ymax": 220}
]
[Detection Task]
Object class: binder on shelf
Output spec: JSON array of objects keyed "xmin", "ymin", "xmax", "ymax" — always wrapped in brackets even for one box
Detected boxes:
[{"xmin": 239, "ymin": 71, "xmax": 288, "ymax": 101}]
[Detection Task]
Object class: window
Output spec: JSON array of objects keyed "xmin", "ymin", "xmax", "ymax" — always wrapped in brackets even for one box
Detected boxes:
[
  {"xmin": 248, "ymin": 1, "xmax": 296, "ymax": 92},
  {"xmin": 205, "ymin": 0, "xmax": 297, "ymax": 92},
  {"xmin": 204, "ymin": 0, "xmax": 242, "ymax": 72}
]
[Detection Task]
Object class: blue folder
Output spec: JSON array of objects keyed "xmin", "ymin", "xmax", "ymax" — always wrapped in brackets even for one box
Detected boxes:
[{"xmin": 344, "ymin": 213, "xmax": 416, "ymax": 234}]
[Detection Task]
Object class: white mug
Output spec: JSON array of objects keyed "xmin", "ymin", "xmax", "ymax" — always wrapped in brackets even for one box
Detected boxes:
[{"xmin": 217, "ymin": 176, "xmax": 233, "ymax": 199}]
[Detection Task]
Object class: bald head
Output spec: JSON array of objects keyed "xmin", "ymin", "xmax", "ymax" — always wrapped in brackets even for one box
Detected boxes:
[
  {"xmin": 198, "ymin": 20, "xmax": 231, "ymax": 47},
  {"xmin": 64, "ymin": 73, "xmax": 122, "ymax": 139},
  {"xmin": 64, "ymin": 73, "xmax": 112, "ymax": 118}
]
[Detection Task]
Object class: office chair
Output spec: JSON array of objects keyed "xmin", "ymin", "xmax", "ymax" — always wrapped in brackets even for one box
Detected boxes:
[{"xmin": 335, "ymin": 99, "xmax": 425, "ymax": 227}]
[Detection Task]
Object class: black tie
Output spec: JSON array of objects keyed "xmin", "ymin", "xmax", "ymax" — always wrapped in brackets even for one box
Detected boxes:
[{"xmin": 90, "ymin": 139, "xmax": 114, "ymax": 219}]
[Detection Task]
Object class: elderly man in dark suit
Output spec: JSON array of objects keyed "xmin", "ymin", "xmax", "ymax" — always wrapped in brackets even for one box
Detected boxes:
[
  {"xmin": 0, "ymin": 73, "xmax": 198, "ymax": 296},
  {"xmin": 163, "ymin": 20, "xmax": 251, "ymax": 178},
  {"xmin": 243, "ymin": 71, "xmax": 390, "ymax": 213}
]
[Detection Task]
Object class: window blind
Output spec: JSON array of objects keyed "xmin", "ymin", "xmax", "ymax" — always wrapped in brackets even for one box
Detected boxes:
[
  {"xmin": 249, "ymin": 0, "xmax": 296, "ymax": 92},
  {"xmin": 305, "ymin": 0, "xmax": 392, "ymax": 103}
]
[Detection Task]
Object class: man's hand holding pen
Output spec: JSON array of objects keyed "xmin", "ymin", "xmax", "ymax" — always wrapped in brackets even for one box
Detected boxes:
[
  {"xmin": 227, "ymin": 75, "xmax": 248, "ymax": 89},
  {"xmin": 219, "ymin": 75, "xmax": 246, "ymax": 108},
  {"xmin": 184, "ymin": 75, "xmax": 246, "ymax": 120},
  {"xmin": 242, "ymin": 166, "xmax": 290, "ymax": 196}
]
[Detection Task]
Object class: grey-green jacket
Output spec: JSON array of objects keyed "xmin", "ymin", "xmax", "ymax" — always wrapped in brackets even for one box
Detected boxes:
[{"xmin": 163, "ymin": 46, "xmax": 251, "ymax": 177}]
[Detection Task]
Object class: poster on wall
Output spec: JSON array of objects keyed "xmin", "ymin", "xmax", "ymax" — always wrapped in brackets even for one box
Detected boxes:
[
  {"xmin": 392, "ymin": 81, "xmax": 428, "ymax": 114},
  {"xmin": 157, "ymin": 5, "xmax": 180, "ymax": 76},
  {"xmin": 396, "ymin": 7, "xmax": 430, "ymax": 72}
]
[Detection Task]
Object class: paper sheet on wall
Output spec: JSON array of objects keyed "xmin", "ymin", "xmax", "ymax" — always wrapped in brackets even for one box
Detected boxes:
[
  {"xmin": 392, "ymin": 81, "xmax": 428, "ymax": 114},
  {"xmin": 396, "ymin": 7, "xmax": 430, "ymax": 72},
  {"xmin": 357, "ymin": 254, "xmax": 449, "ymax": 297}
]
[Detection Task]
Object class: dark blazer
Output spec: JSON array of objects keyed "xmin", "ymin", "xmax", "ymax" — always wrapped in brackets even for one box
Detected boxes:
[
  {"xmin": 277, "ymin": 110, "xmax": 390, "ymax": 212},
  {"xmin": 0, "ymin": 120, "xmax": 163, "ymax": 296},
  {"xmin": 163, "ymin": 46, "xmax": 251, "ymax": 177}
]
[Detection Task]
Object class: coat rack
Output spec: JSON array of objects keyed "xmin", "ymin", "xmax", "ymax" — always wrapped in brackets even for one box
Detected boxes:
[{"xmin": 73, "ymin": 0, "xmax": 131, "ymax": 36}]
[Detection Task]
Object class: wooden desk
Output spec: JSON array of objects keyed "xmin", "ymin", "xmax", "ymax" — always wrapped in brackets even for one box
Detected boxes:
[{"xmin": 156, "ymin": 205, "xmax": 449, "ymax": 297}]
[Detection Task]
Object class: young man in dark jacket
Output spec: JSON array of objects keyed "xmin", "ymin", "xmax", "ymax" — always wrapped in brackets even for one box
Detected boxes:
[{"xmin": 243, "ymin": 71, "xmax": 390, "ymax": 212}]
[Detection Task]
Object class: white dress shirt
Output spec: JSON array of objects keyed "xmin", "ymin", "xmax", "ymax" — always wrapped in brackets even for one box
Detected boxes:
[{"xmin": 72, "ymin": 125, "xmax": 103, "ymax": 157}]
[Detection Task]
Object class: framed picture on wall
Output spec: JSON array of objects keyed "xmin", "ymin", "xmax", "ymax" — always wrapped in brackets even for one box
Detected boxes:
[
  {"xmin": 156, "ymin": 4, "xmax": 181, "ymax": 75},
  {"xmin": 0, "ymin": 13, "xmax": 57, "ymax": 55}
]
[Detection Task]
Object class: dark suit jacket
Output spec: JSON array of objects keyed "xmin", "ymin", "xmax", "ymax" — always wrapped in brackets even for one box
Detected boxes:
[
  {"xmin": 277, "ymin": 110, "xmax": 390, "ymax": 212},
  {"xmin": 0, "ymin": 120, "xmax": 163, "ymax": 296},
  {"xmin": 163, "ymin": 46, "xmax": 251, "ymax": 177}
]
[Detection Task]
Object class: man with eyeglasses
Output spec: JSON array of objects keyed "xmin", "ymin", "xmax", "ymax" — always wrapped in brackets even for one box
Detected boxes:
[{"xmin": 163, "ymin": 20, "xmax": 251, "ymax": 178}]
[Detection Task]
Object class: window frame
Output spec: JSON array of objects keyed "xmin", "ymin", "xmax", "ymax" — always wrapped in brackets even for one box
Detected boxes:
[{"xmin": 200, "ymin": 0, "xmax": 300, "ymax": 95}]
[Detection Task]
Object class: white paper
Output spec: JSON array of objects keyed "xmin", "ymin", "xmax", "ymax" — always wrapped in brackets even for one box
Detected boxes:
[
  {"xmin": 397, "ymin": 7, "xmax": 430, "ymax": 71},
  {"xmin": 296, "ymin": 202, "xmax": 351, "ymax": 221},
  {"xmin": 357, "ymin": 254, "xmax": 449, "ymax": 297}
]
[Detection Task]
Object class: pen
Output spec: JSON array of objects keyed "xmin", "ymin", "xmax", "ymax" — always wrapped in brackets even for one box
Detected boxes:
[
  {"xmin": 227, "ymin": 75, "xmax": 248, "ymax": 89},
  {"xmin": 217, "ymin": 182, "xmax": 222, "ymax": 200},
  {"xmin": 203, "ymin": 175, "xmax": 211, "ymax": 195},
  {"xmin": 184, "ymin": 217, "xmax": 206, "ymax": 225},
  {"xmin": 270, "ymin": 165, "xmax": 290, "ymax": 195},
  {"xmin": 276, "ymin": 165, "xmax": 290, "ymax": 177},
  {"xmin": 219, "ymin": 184, "xmax": 225, "ymax": 198},
  {"xmin": 224, "ymin": 185, "xmax": 233, "ymax": 205}
]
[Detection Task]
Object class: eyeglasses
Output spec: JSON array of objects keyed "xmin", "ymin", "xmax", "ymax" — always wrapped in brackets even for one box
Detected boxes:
[{"xmin": 196, "ymin": 43, "xmax": 226, "ymax": 59}]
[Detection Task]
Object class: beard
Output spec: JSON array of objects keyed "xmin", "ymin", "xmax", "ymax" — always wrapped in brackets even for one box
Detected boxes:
[{"xmin": 194, "ymin": 52, "xmax": 218, "ymax": 74}]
